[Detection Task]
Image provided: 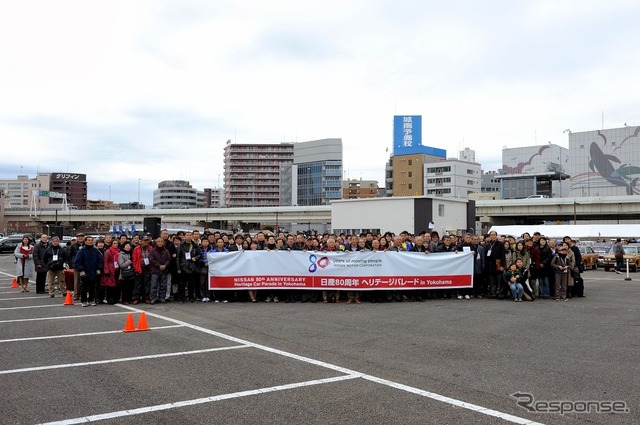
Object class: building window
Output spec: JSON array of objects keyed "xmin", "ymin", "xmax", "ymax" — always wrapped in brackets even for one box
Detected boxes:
[
  {"xmin": 408, "ymin": 184, "xmax": 412, "ymax": 190},
  {"xmin": 438, "ymin": 204, "xmax": 445, "ymax": 216},
  {"xmin": 408, "ymin": 171, "xmax": 412, "ymax": 178},
  {"xmin": 467, "ymin": 169, "xmax": 474, "ymax": 175},
  {"xmin": 408, "ymin": 160, "xmax": 412, "ymax": 166}
]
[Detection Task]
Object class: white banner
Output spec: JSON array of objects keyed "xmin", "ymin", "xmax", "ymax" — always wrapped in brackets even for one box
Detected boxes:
[{"xmin": 208, "ymin": 250, "xmax": 473, "ymax": 291}]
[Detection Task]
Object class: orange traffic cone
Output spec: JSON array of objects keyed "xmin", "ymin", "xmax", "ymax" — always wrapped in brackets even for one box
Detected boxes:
[
  {"xmin": 63, "ymin": 291, "xmax": 74, "ymax": 305},
  {"xmin": 123, "ymin": 313, "xmax": 136, "ymax": 332},
  {"xmin": 136, "ymin": 312, "xmax": 150, "ymax": 331},
  {"xmin": 11, "ymin": 278, "xmax": 18, "ymax": 288}
]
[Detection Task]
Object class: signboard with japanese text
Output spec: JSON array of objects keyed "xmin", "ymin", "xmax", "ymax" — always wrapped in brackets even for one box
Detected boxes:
[
  {"xmin": 393, "ymin": 115, "xmax": 422, "ymax": 155},
  {"xmin": 208, "ymin": 250, "xmax": 473, "ymax": 291}
]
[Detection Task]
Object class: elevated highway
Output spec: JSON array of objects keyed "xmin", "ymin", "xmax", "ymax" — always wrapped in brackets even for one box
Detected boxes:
[
  {"xmin": 476, "ymin": 195, "xmax": 640, "ymax": 225},
  {"xmin": 3, "ymin": 196, "xmax": 640, "ymax": 233}
]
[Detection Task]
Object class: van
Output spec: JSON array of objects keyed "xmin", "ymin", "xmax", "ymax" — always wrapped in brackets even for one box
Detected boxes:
[{"xmin": 526, "ymin": 195, "xmax": 548, "ymax": 199}]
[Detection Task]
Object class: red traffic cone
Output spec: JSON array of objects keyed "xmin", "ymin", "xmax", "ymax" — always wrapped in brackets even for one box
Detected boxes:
[
  {"xmin": 11, "ymin": 278, "xmax": 18, "ymax": 288},
  {"xmin": 63, "ymin": 291, "xmax": 74, "ymax": 305},
  {"xmin": 136, "ymin": 312, "xmax": 150, "ymax": 331},
  {"xmin": 123, "ymin": 313, "xmax": 136, "ymax": 332}
]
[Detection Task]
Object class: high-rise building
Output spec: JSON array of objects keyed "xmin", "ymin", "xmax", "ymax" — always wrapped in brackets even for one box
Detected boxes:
[
  {"xmin": 224, "ymin": 139, "xmax": 343, "ymax": 207},
  {"xmin": 49, "ymin": 172, "xmax": 87, "ymax": 209},
  {"xmin": 293, "ymin": 138, "xmax": 343, "ymax": 206},
  {"xmin": 153, "ymin": 180, "xmax": 202, "ymax": 209},
  {"xmin": 224, "ymin": 142, "xmax": 294, "ymax": 208}
]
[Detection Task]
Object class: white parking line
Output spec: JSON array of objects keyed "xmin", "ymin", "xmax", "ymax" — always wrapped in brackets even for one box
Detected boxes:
[
  {"xmin": 114, "ymin": 305, "xmax": 544, "ymax": 425},
  {"xmin": 0, "ymin": 312, "xmax": 129, "ymax": 324},
  {"xmin": 0, "ymin": 345, "xmax": 249, "ymax": 375},
  {"xmin": 0, "ymin": 296, "xmax": 53, "ymax": 301},
  {"xmin": 0, "ymin": 304, "xmax": 62, "ymax": 311},
  {"xmin": 39, "ymin": 375, "xmax": 359, "ymax": 425},
  {"xmin": 0, "ymin": 325, "xmax": 184, "ymax": 343}
]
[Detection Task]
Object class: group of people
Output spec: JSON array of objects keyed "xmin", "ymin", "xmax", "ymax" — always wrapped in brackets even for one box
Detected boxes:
[{"xmin": 14, "ymin": 228, "xmax": 594, "ymax": 305}]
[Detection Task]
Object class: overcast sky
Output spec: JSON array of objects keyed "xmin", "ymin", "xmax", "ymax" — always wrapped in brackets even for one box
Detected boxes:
[{"xmin": 1, "ymin": 0, "xmax": 639, "ymax": 206}]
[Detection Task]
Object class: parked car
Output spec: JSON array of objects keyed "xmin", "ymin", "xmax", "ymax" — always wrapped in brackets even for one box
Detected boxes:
[
  {"xmin": 602, "ymin": 243, "xmax": 640, "ymax": 272},
  {"xmin": 577, "ymin": 245, "xmax": 598, "ymax": 270},
  {"xmin": 592, "ymin": 243, "xmax": 612, "ymax": 267},
  {"xmin": 0, "ymin": 236, "xmax": 26, "ymax": 254}
]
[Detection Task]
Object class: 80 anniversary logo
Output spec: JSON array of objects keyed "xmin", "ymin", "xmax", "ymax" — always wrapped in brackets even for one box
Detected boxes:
[{"xmin": 308, "ymin": 254, "xmax": 330, "ymax": 272}]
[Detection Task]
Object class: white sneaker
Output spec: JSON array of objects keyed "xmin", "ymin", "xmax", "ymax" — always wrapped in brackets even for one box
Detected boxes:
[
  {"xmin": 457, "ymin": 295, "xmax": 463, "ymax": 300},
  {"xmin": 81, "ymin": 302, "xmax": 88, "ymax": 307},
  {"xmin": 265, "ymin": 297, "xmax": 272, "ymax": 303},
  {"xmin": 464, "ymin": 295, "xmax": 471, "ymax": 300},
  {"xmin": 90, "ymin": 301, "xmax": 97, "ymax": 306},
  {"xmin": 202, "ymin": 297, "xmax": 208, "ymax": 303},
  {"xmin": 273, "ymin": 297, "xmax": 279, "ymax": 303},
  {"xmin": 615, "ymin": 270, "xmax": 621, "ymax": 274},
  {"xmin": 222, "ymin": 300, "xmax": 228, "ymax": 303}
]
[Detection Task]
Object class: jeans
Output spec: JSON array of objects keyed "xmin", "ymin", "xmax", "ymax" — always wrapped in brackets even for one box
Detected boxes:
[
  {"xmin": 509, "ymin": 283, "xmax": 524, "ymax": 299},
  {"xmin": 616, "ymin": 257, "xmax": 624, "ymax": 272},
  {"xmin": 538, "ymin": 275, "xmax": 550, "ymax": 298},
  {"xmin": 150, "ymin": 273, "xmax": 168, "ymax": 302}
]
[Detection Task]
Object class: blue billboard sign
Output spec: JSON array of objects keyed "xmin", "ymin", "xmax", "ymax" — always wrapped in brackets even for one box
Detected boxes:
[{"xmin": 393, "ymin": 115, "xmax": 445, "ymax": 157}]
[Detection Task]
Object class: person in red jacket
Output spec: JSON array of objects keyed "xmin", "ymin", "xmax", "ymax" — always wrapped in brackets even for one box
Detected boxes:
[
  {"xmin": 132, "ymin": 236, "xmax": 153, "ymax": 304},
  {"xmin": 102, "ymin": 239, "xmax": 121, "ymax": 304}
]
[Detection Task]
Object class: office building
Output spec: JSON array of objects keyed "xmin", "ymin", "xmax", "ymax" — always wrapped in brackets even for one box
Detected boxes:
[
  {"xmin": 153, "ymin": 180, "xmax": 202, "ymax": 209},
  {"xmin": 424, "ymin": 159, "xmax": 481, "ymax": 198}
]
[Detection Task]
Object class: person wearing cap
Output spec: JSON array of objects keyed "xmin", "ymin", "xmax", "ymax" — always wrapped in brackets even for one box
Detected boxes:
[
  {"xmin": 43, "ymin": 236, "xmax": 68, "ymax": 298},
  {"xmin": 67, "ymin": 233, "xmax": 85, "ymax": 300},
  {"xmin": 132, "ymin": 236, "xmax": 153, "ymax": 304},
  {"xmin": 149, "ymin": 237, "xmax": 171, "ymax": 304},
  {"xmin": 551, "ymin": 242, "xmax": 574, "ymax": 301}
]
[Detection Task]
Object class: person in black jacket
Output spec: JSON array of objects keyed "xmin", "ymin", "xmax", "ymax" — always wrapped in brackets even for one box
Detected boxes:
[
  {"xmin": 73, "ymin": 236, "xmax": 104, "ymax": 307},
  {"xmin": 33, "ymin": 234, "xmax": 50, "ymax": 294},
  {"xmin": 67, "ymin": 233, "xmax": 85, "ymax": 300},
  {"xmin": 484, "ymin": 231, "xmax": 506, "ymax": 299},
  {"xmin": 43, "ymin": 236, "xmax": 68, "ymax": 298}
]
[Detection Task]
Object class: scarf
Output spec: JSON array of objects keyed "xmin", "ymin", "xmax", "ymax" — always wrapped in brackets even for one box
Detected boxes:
[{"xmin": 109, "ymin": 246, "xmax": 120, "ymax": 263}]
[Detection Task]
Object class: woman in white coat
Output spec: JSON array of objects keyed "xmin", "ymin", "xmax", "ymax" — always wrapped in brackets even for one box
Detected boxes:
[{"xmin": 14, "ymin": 235, "xmax": 34, "ymax": 292}]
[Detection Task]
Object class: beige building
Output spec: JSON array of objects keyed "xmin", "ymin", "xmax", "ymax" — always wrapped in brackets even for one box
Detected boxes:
[{"xmin": 342, "ymin": 179, "xmax": 380, "ymax": 199}]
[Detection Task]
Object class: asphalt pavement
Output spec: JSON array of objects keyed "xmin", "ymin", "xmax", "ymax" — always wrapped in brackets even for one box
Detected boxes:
[{"xmin": 0, "ymin": 252, "xmax": 638, "ymax": 425}]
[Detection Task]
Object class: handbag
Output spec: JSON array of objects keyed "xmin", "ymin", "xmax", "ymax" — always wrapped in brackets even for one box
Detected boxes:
[
  {"xmin": 615, "ymin": 252, "xmax": 624, "ymax": 259},
  {"xmin": 120, "ymin": 266, "xmax": 135, "ymax": 279}
]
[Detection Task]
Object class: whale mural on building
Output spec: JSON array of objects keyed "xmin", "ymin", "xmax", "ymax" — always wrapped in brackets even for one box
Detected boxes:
[{"xmin": 587, "ymin": 129, "xmax": 640, "ymax": 195}]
